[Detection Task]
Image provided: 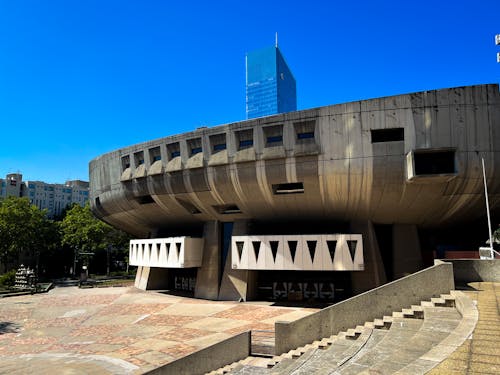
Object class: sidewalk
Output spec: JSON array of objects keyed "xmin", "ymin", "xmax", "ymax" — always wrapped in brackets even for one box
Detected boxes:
[
  {"xmin": 0, "ymin": 286, "xmax": 318, "ymax": 374},
  {"xmin": 429, "ymin": 282, "xmax": 500, "ymax": 374}
]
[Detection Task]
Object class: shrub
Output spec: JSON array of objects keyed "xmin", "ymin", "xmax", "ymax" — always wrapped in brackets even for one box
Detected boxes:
[{"xmin": 0, "ymin": 270, "xmax": 16, "ymax": 288}]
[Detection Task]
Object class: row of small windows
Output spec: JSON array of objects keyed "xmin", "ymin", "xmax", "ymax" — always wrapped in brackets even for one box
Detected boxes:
[
  {"xmin": 121, "ymin": 120, "xmax": 317, "ymax": 171},
  {"xmin": 120, "ymin": 126, "xmax": 410, "ymax": 172}
]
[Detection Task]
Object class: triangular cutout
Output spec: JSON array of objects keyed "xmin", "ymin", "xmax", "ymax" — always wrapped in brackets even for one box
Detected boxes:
[
  {"xmin": 156, "ymin": 243, "xmax": 161, "ymax": 258},
  {"xmin": 307, "ymin": 241, "xmax": 317, "ymax": 262},
  {"xmin": 288, "ymin": 241, "xmax": 298, "ymax": 262},
  {"xmin": 326, "ymin": 240, "xmax": 337, "ymax": 262},
  {"xmin": 347, "ymin": 240, "xmax": 357, "ymax": 261},
  {"xmin": 270, "ymin": 241, "xmax": 279, "ymax": 262},
  {"xmin": 176, "ymin": 242, "xmax": 182, "ymax": 259},
  {"xmin": 252, "ymin": 241, "xmax": 261, "ymax": 260},
  {"xmin": 236, "ymin": 241, "xmax": 244, "ymax": 261},
  {"xmin": 165, "ymin": 242, "xmax": 170, "ymax": 257}
]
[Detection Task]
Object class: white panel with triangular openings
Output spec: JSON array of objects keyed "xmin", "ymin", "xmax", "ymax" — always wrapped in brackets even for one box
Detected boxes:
[
  {"xmin": 229, "ymin": 234, "xmax": 363, "ymax": 271},
  {"xmin": 129, "ymin": 237, "xmax": 203, "ymax": 268}
]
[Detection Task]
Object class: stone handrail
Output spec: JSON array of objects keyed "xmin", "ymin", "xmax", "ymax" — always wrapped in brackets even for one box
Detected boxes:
[{"xmin": 275, "ymin": 260, "xmax": 454, "ymax": 354}]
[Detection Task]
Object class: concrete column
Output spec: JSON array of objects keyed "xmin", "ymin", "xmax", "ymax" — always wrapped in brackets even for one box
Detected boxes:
[
  {"xmin": 392, "ymin": 224, "xmax": 423, "ymax": 279},
  {"xmin": 134, "ymin": 266, "xmax": 169, "ymax": 290},
  {"xmin": 195, "ymin": 220, "xmax": 221, "ymax": 300},
  {"xmin": 350, "ymin": 220, "xmax": 387, "ymax": 294},
  {"xmin": 218, "ymin": 220, "xmax": 258, "ymax": 301}
]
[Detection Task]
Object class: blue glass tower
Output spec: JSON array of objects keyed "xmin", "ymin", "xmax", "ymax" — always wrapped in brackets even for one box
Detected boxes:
[{"xmin": 245, "ymin": 44, "xmax": 296, "ymax": 119}]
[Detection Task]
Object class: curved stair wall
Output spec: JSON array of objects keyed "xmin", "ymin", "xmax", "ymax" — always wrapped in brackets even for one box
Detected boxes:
[{"xmin": 274, "ymin": 260, "xmax": 454, "ymax": 354}]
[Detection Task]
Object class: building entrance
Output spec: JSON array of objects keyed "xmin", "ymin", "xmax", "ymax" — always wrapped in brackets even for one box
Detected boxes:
[
  {"xmin": 256, "ymin": 270, "xmax": 351, "ymax": 303},
  {"xmin": 167, "ymin": 268, "xmax": 197, "ymax": 296}
]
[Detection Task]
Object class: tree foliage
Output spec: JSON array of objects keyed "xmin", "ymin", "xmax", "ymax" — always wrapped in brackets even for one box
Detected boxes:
[
  {"xmin": 0, "ymin": 197, "xmax": 58, "ymax": 269},
  {"xmin": 59, "ymin": 202, "xmax": 131, "ymax": 271},
  {"xmin": 0, "ymin": 198, "xmax": 131, "ymax": 277}
]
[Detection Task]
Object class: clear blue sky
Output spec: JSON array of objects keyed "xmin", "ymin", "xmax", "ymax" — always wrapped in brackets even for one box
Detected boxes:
[{"xmin": 0, "ymin": 1, "xmax": 499, "ymax": 183}]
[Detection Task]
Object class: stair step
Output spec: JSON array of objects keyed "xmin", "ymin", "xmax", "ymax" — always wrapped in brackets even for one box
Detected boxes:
[
  {"xmin": 411, "ymin": 305, "xmax": 425, "ymax": 319},
  {"xmin": 421, "ymin": 300, "xmax": 434, "ymax": 307},
  {"xmin": 431, "ymin": 297, "xmax": 446, "ymax": 306},
  {"xmin": 364, "ymin": 321, "xmax": 376, "ymax": 329},
  {"xmin": 440, "ymin": 294, "xmax": 456, "ymax": 307},
  {"xmin": 318, "ymin": 338, "xmax": 332, "ymax": 349}
]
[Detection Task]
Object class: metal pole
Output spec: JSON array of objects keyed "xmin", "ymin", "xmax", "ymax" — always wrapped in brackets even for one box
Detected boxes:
[{"xmin": 482, "ymin": 157, "xmax": 494, "ymax": 258}]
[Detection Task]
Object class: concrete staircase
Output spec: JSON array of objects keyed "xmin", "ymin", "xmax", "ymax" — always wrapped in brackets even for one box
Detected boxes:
[{"xmin": 206, "ymin": 291, "xmax": 477, "ymax": 375}]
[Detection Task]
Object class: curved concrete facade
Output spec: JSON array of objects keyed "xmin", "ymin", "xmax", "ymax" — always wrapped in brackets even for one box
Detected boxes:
[
  {"xmin": 90, "ymin": 84, "xmax": 500, "ymax": 237},
  {"xmin": 89, "ymin": 84, "xmax": 500, "ymax": 300}
]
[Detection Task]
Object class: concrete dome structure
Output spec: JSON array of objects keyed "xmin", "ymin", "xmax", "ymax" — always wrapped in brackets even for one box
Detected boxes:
[{"xmin": 89, "ymin": 84, "xmax": 500, "ymax": 301}]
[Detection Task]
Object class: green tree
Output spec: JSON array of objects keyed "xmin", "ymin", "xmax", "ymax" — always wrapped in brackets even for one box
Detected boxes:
[
  {"xmin": 59, "ymin": 202, "xmax": 130, "ymax": 275},
  {"xmin": 0, "ymin": 197, "xmax": 57, "ymax": 271}
]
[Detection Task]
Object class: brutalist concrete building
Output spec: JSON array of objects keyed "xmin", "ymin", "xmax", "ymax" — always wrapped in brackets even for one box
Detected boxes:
[{"xmin": 89, "ymin": 84, "xmax": 500, "ymax": 301}]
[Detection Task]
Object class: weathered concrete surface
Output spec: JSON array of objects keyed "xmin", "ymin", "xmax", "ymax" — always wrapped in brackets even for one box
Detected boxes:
[
  {"xmin": 134, "ymin": 266, "xmax": 169, "ymax": 290},
  {"xmin": 447, "ymin": 259, "xmax": 500, "ymax": 283},
  {"xmin": 144, "ymin": 332, "xmax": 250, "ymax": 375},
  {"xmin": 392, "ymin": 224, "xmax": 423, "ymax": 279},
  {"xmin": 218, "ymin": 220, "xmax": 257, "ymax": 301},
  {"xmin": 91, "ymin": 84, "xmax": 500, "ymax": 236},
  {"xmin": 274, "ymin": 261, "xmax": 454, "ymax": 354},
  {"xmin": 195, "ymin": 221, "xmax": 221, "ymax": 300},
  {"xmin": 350, "ymin": 220, "xmax": 387, "ymax": 294}
]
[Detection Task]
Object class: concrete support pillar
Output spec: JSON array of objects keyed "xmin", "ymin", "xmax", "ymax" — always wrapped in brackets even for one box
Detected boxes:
[
  {"xmin": 195, "ymin": 221, "xmax": 221, "ymax": 300},
  {"xmin": 350, "ymin": 220, "xmax": 387, "ymax": 294},
  {"xmin": 134, "ymin": 266, "xmax": 169, "ymax": 290},
  {"xmin": 218, "ymin": 220, "xmax": 258, "ymax": 301},
  {"xmin": 392, "ymin": 224, "xmax": 423, "ymax": 279}
]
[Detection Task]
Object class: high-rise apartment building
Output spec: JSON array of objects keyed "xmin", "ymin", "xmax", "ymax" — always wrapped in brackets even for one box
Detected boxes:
[
  {"xmin": 0, "ymin": 173, "xmax": 89, "ymax": 218},
  {"xmin": 245, "ymin": 43, "xmax": 296, "ymax": 119}
]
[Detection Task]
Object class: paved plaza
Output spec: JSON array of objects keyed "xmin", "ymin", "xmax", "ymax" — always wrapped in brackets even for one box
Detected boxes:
[{"xmin": 0, "ymin": 286, "xmax": 318, "ymax": 374}]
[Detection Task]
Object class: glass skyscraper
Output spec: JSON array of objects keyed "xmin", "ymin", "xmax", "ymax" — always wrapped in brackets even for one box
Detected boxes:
[{"xmin": 245, "ymin": 45, "xmax": 296, "ymax": 119}]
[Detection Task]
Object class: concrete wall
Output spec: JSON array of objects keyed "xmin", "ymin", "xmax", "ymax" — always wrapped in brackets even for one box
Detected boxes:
[
  {"xmin": 134, "ymin": 266, "xmax": 169, "ymax": 290},
  {"xmin": 447, "ymin": 259, "xmax": 500, "ymax": 283},
  {"xmin": 274, "ymin": 261, "xmax": 454, "ymax": 354},
  {"xmin": 90, "ymin": 84, "xmax": 500, "ymax": 237},
  {"xmin": 194, "ymin": 221, "xmax": 221, "ymax": 299},
  {"xmin": 143, "ymin": 331, "xmax": 251, "ymax": 375}
]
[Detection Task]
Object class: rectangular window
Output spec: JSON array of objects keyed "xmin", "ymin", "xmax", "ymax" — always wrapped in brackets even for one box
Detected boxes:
[
  {"xmin": 371, "ymin": 128, "xmax": 404, "ymax": 143},
  {"xmin": 135, "ymin": 195, "xmax": 155, "ymax": 205},
  {"xmin": 213, "ymin": 204, "xmax": 242, "ymax": 214},
  {"xmin": 294, "ymin": 120, "xmax": 316, "ymax": 143},
  {"xmin": 121, "ymin": 155, "xmax": 131, "ymax": 171},
  {"xmin": 149, "ymin": 146, "xmax": 161, "ymax": 163},
  {"xmin": 191, "ymin": 147, "xmax": 202, "ymax": 155},
  {"xmin": 414, "ymin": 150, "xmax": 455, "ymax": 175},
  {"xmin": 134, "ymin": 151, "xmax": 145, "ymax": 165},
  {"xmin": 187, "ymin": 138, "xmax": 202, "ymax": 156},
  {"xmin": 297, "ymin": 132, "xmax": 314, "ymax": 139},
  {"xmin": 267, "ymin": 135, "xmax": 283, "ymax": 144},
  {"xmin": 272, "ymin": 182, "xmax": 304, "ymax": 195},
  {"xmin": 239, "ymin": 139, "xmax": 253, "ymax": 148},
  {"xmin": 209, "ymin": 133, "xmax": 227, "ymax": 154},
  {"xmin": 167, "ymin": 142, "xmax": 181, "ymax": 160},
  {"xmin": 213, "ymin": 143, "xmax": 226, "ymax": 151},
  {"xmin": 236, "ymin": 129, "xmax": 254, "ymax": 150},
  {"xmin": 264, "ymin": 125, "xmax": 284, "ymax": 147}
]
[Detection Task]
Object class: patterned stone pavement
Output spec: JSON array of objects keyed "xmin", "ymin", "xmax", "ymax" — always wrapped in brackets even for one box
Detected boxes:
[
  {"xmin": 0, "ymin": 286, "xmax": 318, "ymax": 374},
  {"xmin": 429, "ymin": 282, "xmax": 500, "ymax": 375}
]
